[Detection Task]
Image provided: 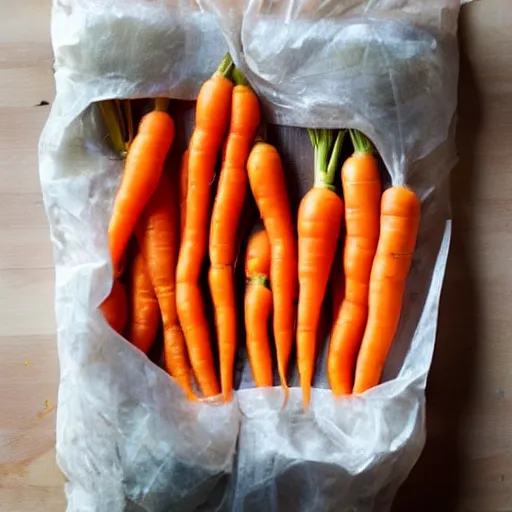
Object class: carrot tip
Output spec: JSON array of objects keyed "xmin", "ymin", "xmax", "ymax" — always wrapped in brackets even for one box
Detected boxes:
[{"xmin": 280, "ymin": 384, "xmax": 290, "ymax": 411}]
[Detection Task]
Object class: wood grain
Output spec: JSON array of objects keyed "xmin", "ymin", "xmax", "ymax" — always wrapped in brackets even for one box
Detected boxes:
[
  {"xmin": 0, "ymin": 1, "xmax": 64, "ymax": 510},
  {"xmin": 0, "ymin": 0, "xmax": 511, "ymax": 511}
]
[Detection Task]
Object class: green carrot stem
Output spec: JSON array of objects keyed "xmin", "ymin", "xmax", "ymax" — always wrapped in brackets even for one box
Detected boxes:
[
  {"xmin": 232, "ymin": 67, "xmax": 249, "ymax": 86},
  {"xmin": 217, "ymin": 53, "xmax": 235, "ymax": 79},
  {"xmin": 349, "ymin": 129, "xmax": 374, "ymax": 154},
  {"xmin": 309, "ymin": 128, "xmax": 341, "ymax": 191},
  {"xmin": 154, "ymin": 98, "xmax": 170, "ymax": 112},
  {"xmin": 98, "ymin": 100, "xmax": 126, "ymax": 156},
  {"xmin": 326, "ymin": 130, "xmax": 346, "ymax": 184}
]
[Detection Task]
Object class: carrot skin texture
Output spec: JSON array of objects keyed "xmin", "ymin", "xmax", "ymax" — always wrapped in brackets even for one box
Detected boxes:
[
  {"xmin": 209, "ymin": 85, "xmax": 261, "ymax": 401},
  {"xmin": 208, "ymin": 266, "xmax": 237, "ymax": 400},
  {"xmin": 100, "ymin": 279, "xmax": 128, "ymax": 335},
  {"xmin": 330, "ymin": 246, "xmax": 345, "ymax": 322},
  {"xmin": 297, "ymin": 187, "xmax": 344, "ymax": 408},
  {"xmin": 328, "ymin": 152, "xmax": 381, "ymax": 395},
  {"xmin": 244, "ymin": 229, "xmax": 273, "ymax": 387},
  {"xmin": 245, "ymin": 282, "xmax": 273, "ymax": 387},
  {"xmin": 136, "ymin": 171, "xmax": 195, "ymax": 399},
  {"xmin": 353, "ymin": 186, "xmax": 421, "ymax": 394},
  {"xmin": 247, "ymin": 143, "xmax": 297, "ymax": 393},
  {"xmin": 127, "ymin": 251, "xmax": 159, "ymax": 354},
  {"xmin": 179, "ymin": 150, "xmax": 189, "ymax": 240},
  {"xmin": 176, "ymin": 70, "xmax": 233, "ymax": 397},
  {"xmin": 109, "ymin": 111, "xmax": 175, "ymax": 275}
]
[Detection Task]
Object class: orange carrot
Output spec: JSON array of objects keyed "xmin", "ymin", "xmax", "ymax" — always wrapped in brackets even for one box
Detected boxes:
[
  {"xmin": 244, "ymin": 229, "xmax": 273, "ymax": 387},
  {"xmin": 247, "ymin": 142, "xmax": 297, "ymax": 398},
  {"xmin": 179, "ymin": 150, "xmax": 189, "ymax": 240},
  {"xmin": 330, "ymin": 243, "xmax": 345, "ymax": 322},
  {"xmin": 353, "ymin": 185, "xmax": 421, "ymax": 394},
  {"xmin": 297, "ymin": 129, "xmax": 345, "ymax": 408},
  {"xmin": 136, "ymin": 170, "xmax": 195, "ymax": 399},
  {"xmin": 328, "ymin": 130, "xmax": 381, "ymax": 395},
  {"xmin": 100, "ymin": 279, "xmax": 128, "ymax": 335},
  {"xmin": 109, "ymin": 101, "xmax": 175, "ymax": 275},
  {"xmin": 209, "ymin": 72, "xmax": 261, "ymax": 400},
  {"xmin": 127, "ymin": 250, "xmax": 160, "ymax": 354},
  {"xmin": 245, "ymin": 228, "xmax": 272, "ymax": 278},
  {"xmin": 176, "ymin": 55, "xmax": 234, "ymax": 397}
]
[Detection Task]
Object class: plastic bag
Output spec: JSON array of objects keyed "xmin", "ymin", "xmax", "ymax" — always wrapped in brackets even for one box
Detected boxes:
[{"xmin": 39, "ymin": 0, "xmax": 461, "ymax": 510}]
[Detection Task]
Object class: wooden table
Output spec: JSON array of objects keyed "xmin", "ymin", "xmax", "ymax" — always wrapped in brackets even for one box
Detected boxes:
[{"xmin": 0, "ymin": 1, "xmax": 509, "ymax": 511}]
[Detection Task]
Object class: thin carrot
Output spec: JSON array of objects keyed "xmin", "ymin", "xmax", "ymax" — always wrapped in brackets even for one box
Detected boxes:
[
  {"xmin": 179, "ymin": 150, "xmax": 189, "ymax": 240},
  {"xmin": 176, "ymin": 55, "xmax": 234, "ymax": 397},
  {"xmin": 108, "ymin": 100, "xmax": 175, "ymax": 276},
  {"xmin": 127, "ymin": 250, "xmax": 160, "ymax": 354},
  {"xmin": 328, "ymin": 130, "xmax": 381, "ymax": 395},
  {"xmin": 330, "ymin": 244, "xmax": 345, "ymax": 322},
  {"xmin": 244, "ymin": 229, "xmax": 273, "ymax": 387},
  {"xmin": 100, "ymin": 279, "xmax": 128, "ymax": 335},
  {"xmin": 136, "ymin": 170, "xmax": 195, "ymax": 399},
  {"xmin": 247, "ymin": 142, "xmax": 297, "ymax": 400},
  {"xmin": 297, "ymin": 129, "xmax": 345, "ymax": 408},
  {"xmin": 209, "ymin": 70, "xmax": 261, "ymax": 401},
  {"xmin": 353, "ymin": 185, "xmax": 421, "ymax": 394}
]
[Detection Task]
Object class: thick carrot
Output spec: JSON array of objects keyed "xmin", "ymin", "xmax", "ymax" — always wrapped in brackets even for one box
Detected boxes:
[
  {"xmin": 136, "ymin": 170, "xmax": 195, "ymax": 399},
  {"xmin": 127, "ymin": 250, "xmax": 159, "ymax": 354},
  {"xmin": 209, "ymin": 72, "xmax": 261, "ymax": 401},
  {"xmin": 353, "ymin": 185, "xmax": 421, "ymax": 394},
  {"xmin": 109, "ymin": 102, "xmax": 175, "ymax": 275},
  {"xmin": 247, "ymin": 142, "xmax": 297, "ymax": 399},
  {"xmin": 176, "ymin": 55, "xmax": 234, "ymax": 398},
  {"xmin": 297, "ymin": 129, "xmax": 345, "ymax": 408},
  {"xmin": 179, "ymin": 150, "xmax": 189, "ymax": 240},
  {"xmin": 328, "ymin": 130, "xmax": 381, "ymax": 395},
  {"xmin": 244, "ymin": 229, "xmax": 273, "ymax": 387},
  {"xmin": 100, "ymin": 279, "xmax": 128, "ymax": 335}
]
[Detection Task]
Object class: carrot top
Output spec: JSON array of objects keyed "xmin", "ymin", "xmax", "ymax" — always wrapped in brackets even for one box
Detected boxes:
[
  {"xmin": 349, "ymin": 129, "xmax": 374, "ymax": 154},
  {"xmin": 307, "ymin": 129, "xmax": 346, "ymax": 190},
  {"xmin": 98, "ymin": 99, "xmax": 134, "ymax": 156},
  {"xmin": 232, "ymin": 67, "xmax": 249, "ymax": 86},
  {"xmin": 217, "ymin": 53, "xmax": 235, "ymax": 80},
  {"xmin": 248, "ymin": 274, "xmax": 270, "ymax": 288}
]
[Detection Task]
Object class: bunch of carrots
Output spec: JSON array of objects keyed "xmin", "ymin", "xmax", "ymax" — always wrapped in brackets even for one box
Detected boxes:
[{"xmin": 98, "ymin": 54, "xmax": 421, "ymax": 408}]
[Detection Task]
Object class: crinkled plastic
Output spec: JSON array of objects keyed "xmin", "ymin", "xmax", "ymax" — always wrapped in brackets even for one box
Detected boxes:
[{"xmin": 39, "ymin": 1, "xmax": 461, "ymax": 510}]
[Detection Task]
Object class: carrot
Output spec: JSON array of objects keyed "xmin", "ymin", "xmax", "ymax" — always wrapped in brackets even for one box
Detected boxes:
[
  {"xmin": 297, "ymin": 129, "xmax": 345, "ymax": 408},
  {"xmin": 247, "ymin": 142, "xmax": 297, "ymax": 400},
  {"xmin": 136, "ymin": 169, "xmax": 195, "ymax": 400},
  {"xmin": 209, "ymin": 70, "xmax": 261, "ymax": 400},
  {"xmin": 127, "ymin": 250, "xmax": 160, "ymax": 354},
  {"xmin": 327, "ymin": 130, "xmax": 381, "ymax": 396},
  {"xmin": 245, "ymin": 228, "xmax": 272, "ymax": 277},
  {"xmin": 330, "ymin": 244, "xmax": 345, "ymax": 322},
  {"xmin": 179, "ymin": 150, "xmax": 189, "ymax": 240},
  {"xmin": 176, "ymin": 55, "xmax": 234, "ymax": 398},
  {"xmin": 100, "ymin": 279, "xmax": 128, "ymax": 335},
  {"xmin": 352, "ymin": 185, "xmax": 421, "ymax": 394},
  {"xmin": 108, "ymin": 99, "xmax": 175, "ymax": 276},
  {"xmin": 244, "ymin": 229, "xmax": 273, "ymax": 387}
]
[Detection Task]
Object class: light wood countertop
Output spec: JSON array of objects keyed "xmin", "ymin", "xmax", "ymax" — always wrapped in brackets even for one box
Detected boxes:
[{"xmin": 0, "ymin": 1, "xmax": 510, "ymax": 511}]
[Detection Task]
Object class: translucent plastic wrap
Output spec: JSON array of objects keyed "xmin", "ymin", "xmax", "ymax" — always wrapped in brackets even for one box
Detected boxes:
[{"xmin": 39, "ymin": 1, "xmax": 461, "ymax": 510}]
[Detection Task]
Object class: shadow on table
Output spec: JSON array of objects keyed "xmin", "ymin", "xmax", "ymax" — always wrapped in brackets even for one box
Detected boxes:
[{"xmin": 392, "ymin": 12, "xmax": 482, "ymax": 512}]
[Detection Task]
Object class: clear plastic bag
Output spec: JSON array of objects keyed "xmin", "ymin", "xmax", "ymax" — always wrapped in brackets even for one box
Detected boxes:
[{"xmin": 39, "ymin": 1, "xmax": 461, "ymax": 510}]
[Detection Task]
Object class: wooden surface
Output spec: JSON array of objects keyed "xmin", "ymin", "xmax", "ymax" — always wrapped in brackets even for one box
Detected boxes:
[{"xmin": 0, "ymin": 1, "xmax": 510, "ymax": 511}]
